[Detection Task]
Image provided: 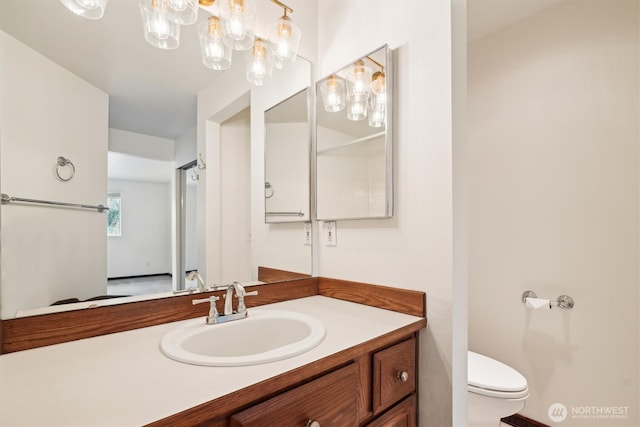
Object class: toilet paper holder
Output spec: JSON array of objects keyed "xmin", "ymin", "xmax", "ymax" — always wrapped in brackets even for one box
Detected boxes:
[{"xmin": 521, "ymin": 290, "xmax": 574, "ymax": 310}]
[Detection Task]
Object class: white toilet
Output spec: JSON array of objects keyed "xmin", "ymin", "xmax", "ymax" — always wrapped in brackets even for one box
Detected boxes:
[{"xmin": 468, "ymin": 351, "xmax": 529, "ymax": 427}]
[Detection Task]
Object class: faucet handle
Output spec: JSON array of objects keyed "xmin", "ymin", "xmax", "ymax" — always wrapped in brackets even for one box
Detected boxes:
[
  {"xmin": 192, "ymin": 296, "xmax": 220, "ymax": 324},
  {"xmin": 192, "ymin": 295, "xmax": 220, "ymax": 305},
  {"xmin": 236, "ymin": 289, "xmax": 258, "ymax": 314}
]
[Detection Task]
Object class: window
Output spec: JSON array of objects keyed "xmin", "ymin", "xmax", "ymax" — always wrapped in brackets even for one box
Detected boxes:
[{"xmin": 107, "ymin": 192, "xmax": 121, "ymax": 236}]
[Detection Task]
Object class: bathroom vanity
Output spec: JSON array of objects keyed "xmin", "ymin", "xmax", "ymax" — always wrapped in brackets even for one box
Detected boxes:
[{"xmin": 0, "ymin": 278, "xmax": 426, "ymax": 426}]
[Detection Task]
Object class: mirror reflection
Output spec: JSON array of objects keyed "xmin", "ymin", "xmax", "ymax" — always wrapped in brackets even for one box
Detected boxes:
[
  {"xmin": 0, "ymin": 0, "xmax": 312, "ymax": 319},
  {"xmin": 264, "ymin": 88, "xmax": 310, "ymax": 223},
  {"xmin": 316, "ymin": 45, "xmax": 393, "ymax": 220}
]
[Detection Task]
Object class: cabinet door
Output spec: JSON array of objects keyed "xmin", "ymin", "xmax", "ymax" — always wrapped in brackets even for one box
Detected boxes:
[
  {"xmin": 366, "ymin": 395, "xmax": 416, "ymax": 427},
  {"xmin": 230, "ymin": 364, "xmax": 357, "ymax": 427},
  {"xmin": 373, "ymin": 338, "xmax": 416, "ymax": 415}
]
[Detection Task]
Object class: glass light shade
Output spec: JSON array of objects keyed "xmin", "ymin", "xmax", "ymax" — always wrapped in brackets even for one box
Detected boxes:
[
  {"xmin": 345, "ymin": 60, "xmax": 373, "ymax": 101},
  {"xmin": 198, "ymin": 16, "xmax": 232, "ymax": 70},
  {"xmin": 320, "ymin": 75, "xmax": 346, "ymax": 112},
  {"xmin": 60, "ymin": 0, "xmax": 108, "ymax": 19},
  {"xmin": 347, "ymin": 98, "xmax": 367, "ymax": 121},
  {"xmin": 368, "ymin": 99, "xmax": 386, "ymax": 128},
  {"xmin": 268, "ymin": 15, "xmax": 301, "ymax": 70},
  {"xmin": 371, "ymin": 71, "xmax": 386, "ymax": 96},
  {"xmin": 165, "ymin": 0, "xmax": 198, "ymax": 25},
  {"xmin": 220, "ymin": 0, "xmax": 256, "ymax": 51},
  {"xmin": 139, "ymin": 0, "xmax": 180, "ymax": 49},
  {"xmin": 245, "ymin": 39, "xmax": 272, "ymax": 86}
]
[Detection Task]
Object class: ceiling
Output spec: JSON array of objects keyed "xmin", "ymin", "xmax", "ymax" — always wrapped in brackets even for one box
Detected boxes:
[{"xmin": 0, "ymin": 0, "xmax": 222, "ymax": 140}]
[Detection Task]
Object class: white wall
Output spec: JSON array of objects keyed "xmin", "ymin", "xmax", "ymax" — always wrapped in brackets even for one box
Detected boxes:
[
  {"xmin": 220, "ymin": 109, "xmax": 252, "ymax": 282},
  {"xmin": 107, "ymin": 179, "xmax": 172, "ymax": 278},
  {"xmin": 468, "ymin": 1, "xmax": 638, "ymax": 425},
  {"xmin": 0, "ymin": 30, "xmax": 108, "ymax": 318},
  {"xmin": 317, "ymin": 1, "xmax": 460, "ymax": 424},
  {"xmin": 174, "ymin": 126, "xmax": 196, "ymax": 168}
]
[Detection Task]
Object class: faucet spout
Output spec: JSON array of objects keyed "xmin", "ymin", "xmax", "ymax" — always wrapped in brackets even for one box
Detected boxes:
[
  {"xmin": 223, "ymin": 282, "xmax": 258, "ymax": 315},
  {"xmin": 187, "ymin": 271, "xmax": 207, "ymax": 292}
]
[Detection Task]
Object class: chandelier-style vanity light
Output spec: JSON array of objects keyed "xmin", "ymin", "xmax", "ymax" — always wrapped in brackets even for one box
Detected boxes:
[
  {"xmin": 59, "ymin": 0, "xmax": 301, "ymax": 85},
  {"xmin": 60, "ymin": 0, "xmax": 108, "ymax": 20},
  {"xmin": 319, "ymin": 56, "xmax": 387, "ymax": 128},
  {"xmin": 138, "ymin": 0, "xmax": 181, "ymax": 50},
  {"xmin": 246, "ymin": 37, "xmax": 272, "ymax": 86},
  {"xmin": 268, "ymin": 0, "xmax": 301, "ymax": 70}
]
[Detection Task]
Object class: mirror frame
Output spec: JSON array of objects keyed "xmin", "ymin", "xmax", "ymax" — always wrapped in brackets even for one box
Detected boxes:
[{"xmin": 315, "ymin": 45, "xmax": 393, "ymax": 221}]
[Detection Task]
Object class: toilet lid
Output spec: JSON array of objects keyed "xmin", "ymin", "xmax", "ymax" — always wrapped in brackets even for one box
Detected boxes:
[{"xmin": 468, "ymin": 351, "xmax": 528, "ymax": 398}]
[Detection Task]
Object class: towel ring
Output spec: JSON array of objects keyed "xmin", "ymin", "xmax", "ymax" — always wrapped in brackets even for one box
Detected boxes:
[
  {"xmin": 55, "ymin": 156, "xmax": 75, "ymax": 182},
  {"xmin": 265, "ymin": 182, "xmax": 274, "ymax": 199}
]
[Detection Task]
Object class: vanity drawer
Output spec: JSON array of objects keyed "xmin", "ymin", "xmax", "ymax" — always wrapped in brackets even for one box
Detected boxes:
[
  {"xmin": 372, "ymin": 337, "xmax": 416, "ymax": 415},
  {"xmin": 230, "ymin": 363, "xmax": 358, "ymax": 427}
]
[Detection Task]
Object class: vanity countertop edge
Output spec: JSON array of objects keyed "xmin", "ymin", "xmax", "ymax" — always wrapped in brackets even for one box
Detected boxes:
[{"xmin": 0, "ymin": 294, "xmax": 426, "ymax": 426}]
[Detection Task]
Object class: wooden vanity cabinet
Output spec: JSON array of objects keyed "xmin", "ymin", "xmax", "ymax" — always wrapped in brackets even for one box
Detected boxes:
[{"xmin": 228, "ymin": 336, "xmax": 418, "ymax": 427}]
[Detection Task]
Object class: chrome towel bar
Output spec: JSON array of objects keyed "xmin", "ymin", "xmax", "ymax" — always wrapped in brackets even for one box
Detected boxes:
[{"xmin": 1, "ymin": 193, "xmax": 109, "ymax": 213}]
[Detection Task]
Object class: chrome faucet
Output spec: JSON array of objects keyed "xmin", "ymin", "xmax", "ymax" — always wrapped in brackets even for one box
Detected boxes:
[
  {"xmin": 187, "ymin": 271, "xmax": 207, "ymax": 292},
  {"xmin": 224, "ymin": 282, "xmax": 258, "ymax": 315}
]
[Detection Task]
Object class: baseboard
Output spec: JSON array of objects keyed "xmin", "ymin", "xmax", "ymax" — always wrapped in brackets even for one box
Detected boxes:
[
  {"xmin": 107, "ymin": 273, "xmax": 172, "ymax": 281},
  {"xmin": 502, "ymin": 414, "xmax": 550, "ymax": 427}
]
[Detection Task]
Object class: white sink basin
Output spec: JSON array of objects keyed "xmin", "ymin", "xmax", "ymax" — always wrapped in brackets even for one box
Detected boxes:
[{"xmin": 160, "ymin": 310, "xmax": 326, "ymax": 366}]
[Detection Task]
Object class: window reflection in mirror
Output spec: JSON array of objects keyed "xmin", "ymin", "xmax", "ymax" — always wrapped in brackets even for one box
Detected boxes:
[
  {"xmin": 264, "ymin": 88, "xmax": 310, "ymax": 223},
  {"xmin": 316, "ymin": 45, "xmax": 393, "ymax": 220}
]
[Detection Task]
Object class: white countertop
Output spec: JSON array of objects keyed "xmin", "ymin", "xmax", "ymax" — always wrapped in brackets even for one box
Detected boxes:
[{"xmin": 0, "ymin": 296, "xmax": 423, "ymax": 426}]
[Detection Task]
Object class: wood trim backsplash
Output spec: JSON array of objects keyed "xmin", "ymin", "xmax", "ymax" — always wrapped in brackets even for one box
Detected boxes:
[
  {"xmin": 1, "ymin": 277, "xmax": 426, "ymax": 354},
  {"xmin": 257, "ymin": 266, "xmax": 311, "ymax": 283}
]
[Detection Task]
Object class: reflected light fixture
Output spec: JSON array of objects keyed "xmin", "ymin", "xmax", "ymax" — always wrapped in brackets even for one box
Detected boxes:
[
  {"xmin": 221, "ymin": 0, "xmax": 256, "ymax": 51},
  {"xmin": 198, "ymin": 15, "xmax": 232, "ymax": 70},
  {"xmin": 165, "ymin": 0, "xmax": 199, "ymax": 25},
  {"xmin": 138, "ymin": 0, "xmax": 181, "ymax": 50},
  {"xmin": 268, "ymin": 0, "xmax": 301, "ymax": 70},
  {"xmin": 368, "ymin": 67, "xmax": 386, "ymax": 128},
  {"xmin": 60, "ymin": 0, "xmax": 301, "ymax": 85},
  {"xmin": 323, "ymin": 55, "xmax": 387, "ymax": 128},
  {"xmin": 320, "ymin": 75, "xmax": 346, "ymax": 113},
  {"xmin": 246, "ymin": 38, "xmax": 272, "ymax": 86},
  {"xmin": 345, "ymin": 60, "xmax": 372, "ymax": 104},
  {"xmin": 60, "ymin": 0, "xmax": 108, "ymax": 20}
]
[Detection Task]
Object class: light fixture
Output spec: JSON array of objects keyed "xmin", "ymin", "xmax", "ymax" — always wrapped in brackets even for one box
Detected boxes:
[
  {"xmin": 246, "ymin": 38, "xmax": 272, "ymax": 86},
  {"xmin": 268, "ymin": 0, "xmax": 301, "ymax": 70},
  {"xmin": 345, "ymin": 60, "xmax": 372, "ymax": 102},
  {"xmin": 323, "ymin": 55, "xmax": 387, "ymax": 128},
  {"xmin": 368, "ymin": 68, "xmax": 386, "ymax": 127},
  {"xmin": 165, "ymin": 0, "xmax": 199, "ymax": 25},
  {"xmin": 60, "ymin": 0, "xmax": 300, "ymax": 86},
  {"xmin": 139, "ymin": 0, "xmax": 181, "ymax": 50},
  {"xmin": 220, "ymin": 0, "xmax": 256, "ymax": 51},
  {"xmin": 60, "ymin": 0, "xmax": 108, "ymax": 20},
  {"xmin": 320, "ymin": 75, "xmax": 346, "ymax": 113},
  {"xmin": 347, "ymin": 98, "xmax": 367, "ymax": 121},
  {"xmin": 198, "ymin": 15, "xmax": 232, "ymax": 70}
]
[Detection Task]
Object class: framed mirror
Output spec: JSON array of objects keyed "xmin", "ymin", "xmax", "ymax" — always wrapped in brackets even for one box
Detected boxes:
[
  {"xmin": 315, "ymin": 45, "xmax": 393, "ymax": 220},
  {"xmin": 264, "ymin": 88, "xmax": 311, "ymax": 223}
]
